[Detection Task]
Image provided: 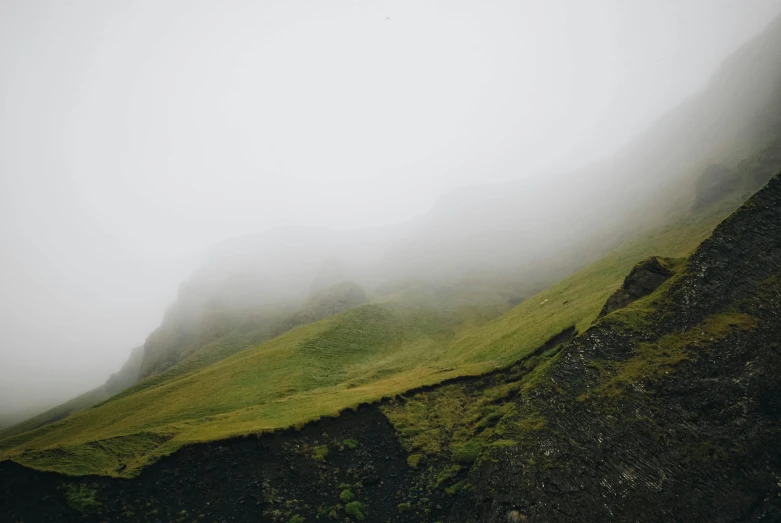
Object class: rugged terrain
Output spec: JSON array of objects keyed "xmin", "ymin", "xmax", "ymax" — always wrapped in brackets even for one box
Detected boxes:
[
  {"xmin": 3, "ymin": 14, "xmax": 781, "ymax": 522},
  {"xmin": 0, "ymin": 189, "xmax": 742, "ymax": 479},
  {"xmin": 3, "ymin": 10, "xmax": 781, "ymax": 474},
  {"xmin": 449, "ymin": 173, "xmax": 781, "ymax": 522},
  {"xmin": 2, "ymin": 172, "xmax": 780, "ymax": 522}
]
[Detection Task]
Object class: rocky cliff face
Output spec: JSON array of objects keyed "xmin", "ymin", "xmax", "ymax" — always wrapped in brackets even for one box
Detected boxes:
[
  {"xmin": 597, "ymin": 256, "xmax": 679, "ymax": 318},
  {"xmin": 451, "ymin": 172, "xmax": 781, "ymax": 522}
]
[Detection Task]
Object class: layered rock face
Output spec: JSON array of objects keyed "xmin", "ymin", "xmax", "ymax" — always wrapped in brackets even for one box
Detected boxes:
[{"xmin": 451, "ymin": 173, "xmax": 781, "ymax": 522}]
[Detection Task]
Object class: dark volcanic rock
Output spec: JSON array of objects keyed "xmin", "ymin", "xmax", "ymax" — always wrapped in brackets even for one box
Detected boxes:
[
  {"xmin": 0, "ymin": 409, "xmax": 439, "ymax": 523},
  {"xmin": 450, "ymin": 172, "xmax": 781, "ymax": 522},
  {"xmin": 598, "ymin": 256, "xmax": 676, "ymax": 318}
]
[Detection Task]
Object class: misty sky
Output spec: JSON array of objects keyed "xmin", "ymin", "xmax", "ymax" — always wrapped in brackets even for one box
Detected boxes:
[{"xmin": 2, "ymin": 0, "xmax": 781, "ymax": 413}]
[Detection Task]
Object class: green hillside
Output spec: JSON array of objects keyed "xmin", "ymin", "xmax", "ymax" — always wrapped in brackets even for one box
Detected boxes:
[
  {"xmin": 0, "ymin": 189, "xmax": 745, "ymax": 477},
  {"xmin": 113, "ymin": 282, "xmax": 371, "ymax": 404},
  {"xmin": 446, "ymin": 197, "xmax": 744, "ymax": 366}
]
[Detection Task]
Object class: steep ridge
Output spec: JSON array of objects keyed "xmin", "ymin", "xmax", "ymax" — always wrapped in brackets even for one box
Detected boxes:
[{"xmin": 450, "ymin": 172, "xmax": 781, "ymax": 521}]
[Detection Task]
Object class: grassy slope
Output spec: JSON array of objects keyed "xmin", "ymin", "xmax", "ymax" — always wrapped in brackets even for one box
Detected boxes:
[
  {"xmin": 126, "ymin": 282, "xmax": 370, "ymax": 400},
  {"xmin": 0, "ymin": 304, "xmax": 490, "ymax": 475},
  {"xmin": 0, "ymin": 196, "xmax": 743, "ymax": 477},
  {"xmin": 446, "ymin": 198, "xmax": 744, "ymax": 367}
]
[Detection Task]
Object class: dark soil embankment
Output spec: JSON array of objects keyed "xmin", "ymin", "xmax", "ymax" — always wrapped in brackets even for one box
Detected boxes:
[
  {"xmin": 0, "ymin": 325, "xmax": 577, "ymax": 523},
  {"xmin": 1, "ymin": 408, "xmax": 431, "ymax": 522},
  {"xmin": 450, "ymin": 173, "xmax": 781, "ymax": 522}
]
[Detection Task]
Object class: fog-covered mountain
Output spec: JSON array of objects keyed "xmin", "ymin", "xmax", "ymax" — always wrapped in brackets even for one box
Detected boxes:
[
  {"xmin": 142, "ymin": 11, "xmax": 781, "ymax": 374},
  {"xmin": 9, "ymin": 13, "xmax": 781, "ymax": 431}
]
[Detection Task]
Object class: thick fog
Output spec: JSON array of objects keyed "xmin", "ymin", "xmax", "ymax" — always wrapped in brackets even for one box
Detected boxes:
[{"xmin": 2, "ymin": 0, "xmax": 781, "ymax": 415}]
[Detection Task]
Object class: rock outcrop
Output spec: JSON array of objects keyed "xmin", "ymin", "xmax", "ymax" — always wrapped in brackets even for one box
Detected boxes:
[
  {"xmin": 451, "ymin": 172, "xmax": 781, "ymax": 522},
  {"xmin": 598, "ymin": 256, "xmax": 677, "ymax": 318}
]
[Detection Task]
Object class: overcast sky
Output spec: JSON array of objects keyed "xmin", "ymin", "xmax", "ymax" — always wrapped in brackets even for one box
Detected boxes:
[{"xmin": 1, "ymin": 0, "xmax": 780, "ymax": 413}]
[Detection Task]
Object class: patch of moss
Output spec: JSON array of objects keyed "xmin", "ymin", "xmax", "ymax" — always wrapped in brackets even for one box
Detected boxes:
[
  {"xmin": 345, "ymin": 501, "xmax": 365, "ymax": 521},
  {"xmin": 521, "ymin": 352, "xmax": 563, "ymax": 394},
  {"xmin": 311, "ymin": 445, "xmax": 329, "ymax": 462},
  {"xmin": 516, "ymin": 412, "xmax": 547, "ymax": 433},
  {"xmin": 406, "ymin": 453, "xmax": 424, "ymax": 468},
  {"xmin": 342, "ymin": 439, "xmax": 358, "ymax": 449},
  {"xmin": 452, "ymin": 438, "xmax": 482, "ymax": 464},
  {"xmin": 383, "ymin": 354, "xmax": 555, "ymax": 488},
  {"xmin": 595, "ymin": 312, "xmax": 757, "ymax": 397},
  {"xmin": 489, "ymin": 439, "xmax": 518, "ymax": 447},
  {"xmin": 60, "ymin": 484, "xmax": 102, "ymax": 513},
  {"xmin": 382, "ymin": 385, "xmax": 474, "ymax": 455},
  {"xmin": 434, "ymin": 464, "xmax": 462, "ymax": 486},
  {"xmin": 445, "ymin": 480, "xmax": 464, "ymax": 495},
  {"xmin": 339, "ymin": 489, "xmax": 355, "ymax": 503},
  {"xmin": 601, "ymin": 307, "xmax": 654, "ymax": 334},
  {"xmin": 479, "ymin": 381, "xmax": 522, "ymax": 404}
]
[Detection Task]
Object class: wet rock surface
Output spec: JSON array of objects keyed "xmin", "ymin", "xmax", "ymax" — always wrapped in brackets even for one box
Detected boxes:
[{"xmin": 451, "ymin": 174, "xmax": 781, "ymax": 522}]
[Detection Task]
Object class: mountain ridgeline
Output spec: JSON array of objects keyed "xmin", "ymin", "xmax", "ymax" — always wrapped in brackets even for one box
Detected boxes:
[
  {"xmin": 45, "ymin": 12, "xmax": 751, "ymax": 397},
  {"xmin": 130, "ymin": 11, "xmax": 781, "ymax": 385}
]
